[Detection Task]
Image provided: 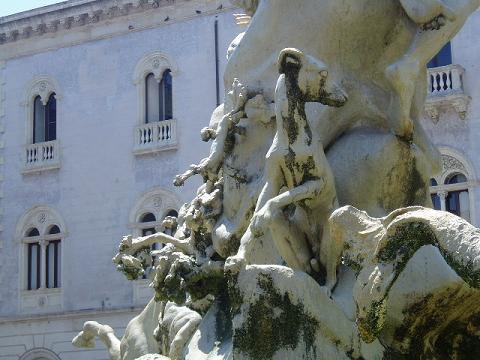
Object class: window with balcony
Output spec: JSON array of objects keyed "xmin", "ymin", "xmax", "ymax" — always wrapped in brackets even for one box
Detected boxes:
[
  {"xmin": 17, "ymin": 206, "xmax": 65, "ymax": 313},
  {"xmin": 133, "ymin": 52, "xmax": 178, "ymax": 154},
  {"xmin": 22, "ymin": 77, "xmax": 61, "ymax": 173},
  {"xmin": 425, "ymin": 41, "xmax": 470, "ymax": 121}
]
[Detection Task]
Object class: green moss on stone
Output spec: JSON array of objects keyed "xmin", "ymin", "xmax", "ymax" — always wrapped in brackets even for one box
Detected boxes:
[
  {"xmin": 360, "ymin": 221, "xmax": 480, "ymax": 344},
  {"xmin": 234, "ymin": 274, "xmax": 318, "ymax": 359},
  {"xmin": 358, "ymin": 300, "xmax": 386, "ymax": 343},
  {"xmin": 378, "ymin": 222, "xmax": 437, "ymax": 274},
  {"xmin": 379, "ymin": 222, "xmax": 480, "ymax": 288}
]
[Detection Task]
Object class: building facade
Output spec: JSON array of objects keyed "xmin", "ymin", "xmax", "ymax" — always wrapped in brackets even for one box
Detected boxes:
[
  {"xmin": 421, "ymin": 9, "xmax": 480, "ymax": 226},
  {"xmin": 0, "ymin": 1, "xmax": 240, "ymax": 359},
  {"xmin": 0, "ymin": 1, "xmax": 478, "ymax": 359}
]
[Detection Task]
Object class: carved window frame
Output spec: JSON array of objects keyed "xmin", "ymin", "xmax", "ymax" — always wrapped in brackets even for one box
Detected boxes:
[
  {"xmin": 429, "ymin": 147, "xmax": 476, "ymax": 225},
  {"xmin": 21, "ymin": 76, "xmax": 61, "ymax": 145},
  {"xmin": 19, "ymin": 348, "xmax": 61, "ymax": 360},
  {"xmin": 128, "ymin": 187, "xmax": 180, "ymax": 306},
  {"xmin": 132, "ymin": 52, "xmax": 178, "ymax": 126},
  {"xmin": 15, "ymin": 206, "xmax": 67, "ymax": 313},
  {"xmin": 129, "ymin": 187, "xmax": 180, "ymax": 236}
]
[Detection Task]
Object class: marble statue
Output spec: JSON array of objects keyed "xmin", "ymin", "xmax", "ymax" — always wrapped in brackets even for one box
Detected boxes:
[
  {"xmin": 226, "ymin": 48, "xmax": 347, "ymax": 291},
  {"xmin": 73, "ymin": 0, "xmax": 480, "ymax": 359}
]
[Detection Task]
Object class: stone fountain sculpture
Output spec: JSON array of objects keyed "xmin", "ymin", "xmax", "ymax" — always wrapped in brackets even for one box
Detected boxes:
[{"xmin": 73, "ymin": 0, "xmax": 480, "ymax": 359}]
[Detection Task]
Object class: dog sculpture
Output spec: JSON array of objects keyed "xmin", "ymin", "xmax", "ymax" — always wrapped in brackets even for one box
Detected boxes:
[{"xmin": 227, "ymin": 48, "xmax": 347, "ymax": 290}]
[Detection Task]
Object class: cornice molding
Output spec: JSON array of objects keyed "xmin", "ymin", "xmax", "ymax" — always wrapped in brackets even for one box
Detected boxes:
[{"xmin": 0, "ymin": 0, "xmax": 233, "ymax": 47}]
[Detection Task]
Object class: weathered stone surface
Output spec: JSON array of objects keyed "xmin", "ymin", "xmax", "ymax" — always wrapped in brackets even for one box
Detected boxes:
[{"xmin": 72, "ymin": 0, "xmax": 480, "ymax": 359}]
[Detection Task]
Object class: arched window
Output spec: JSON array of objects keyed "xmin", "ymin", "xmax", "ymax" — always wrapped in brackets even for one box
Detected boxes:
[
  {"xmin": 133, "ymin": 53, "xmax": 177, "ymax": 153},
  {"xmin": 26, "ymin": 228, "xmax": 41, "ymax": 290},
  {"xmin": 16, "ymin": 207, "xmax": 66, "ymax": 296},
  {"xmin": 140, "ymin": 212, "xmax": 157, "ymax": 237},
  {"xmin": 19, "ymin": 348, "xmax": 60, "ymax": 360},
  {"xmin": 129, "ymin": 189, "xmax": 181, "ymax": 304},
  {"xmin": 430, "ymin": 178, "xmax": 441, "ymax": 211},
  {"xmin": 130, "ymin": 189, "xmax": 181, "ymax": 238},
  {"xmin": 33, "ymin": 93, "xmax": 56, "ymax": 143},
  {"xmin": 23, "ymin": 77, "xmax": 61, "ymax": 172},
  {"xmin": 24, "ymin": 222, "xmax": 63, "ymax": 290},
  {"xmin": 429, "ymin": 150, "xmax": 475, "ymax": 224},
  {"xmin": 139, "ymin": 212, "xmax": 158, "ymax": 279},
  {"xmin": 145, "ymin": 69, "xmax": 172, "ymax": 123},
  {"xmin": 19, "ymin": 348, "xmax": 61, "ymax": 360}
]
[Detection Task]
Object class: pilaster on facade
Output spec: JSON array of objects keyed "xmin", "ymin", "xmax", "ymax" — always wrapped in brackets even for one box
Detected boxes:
[
  {"xmin": 0, "ymin": 61, "xmax": 5, "ymax": 242},
  {"xmin": 0, "ymin": 60, "xmax": 5, "ymax": 305}
]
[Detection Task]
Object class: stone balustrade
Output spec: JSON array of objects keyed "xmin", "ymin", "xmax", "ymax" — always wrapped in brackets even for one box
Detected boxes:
[
  {"xmin": 425, "ymin": 64, "xmax": 470, "ymax": 121},
  {"xmin": 428, "ymin": 64, "xmax": 465, "ymax": 96},
  {"xmin": 24, "ymin": 140, "xmax": 60, "ymax": 173},
  {"xmin": 133, "ymin": 119, "xmax": 177, "ymax": 154}
]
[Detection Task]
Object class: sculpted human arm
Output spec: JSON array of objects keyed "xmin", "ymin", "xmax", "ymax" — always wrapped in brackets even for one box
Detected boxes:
[
  {"xmin": 118, "ymin": 233, "xmax": 195, "ymax": 256},
  {"xmin": 73, "ymin": 322, "xmax": 121, "ymax": 360},
  {"xmin": 251, "ymin": 179, "xmax": 325, "ymax": 237},
  {"xmin": 266, "ymin": 178, "xmax": 325, "ymax": 209}
]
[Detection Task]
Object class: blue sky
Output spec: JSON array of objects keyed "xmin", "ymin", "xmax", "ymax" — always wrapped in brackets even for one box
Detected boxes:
[{"xmin": 0, "ymin": 1, "xmax": 62, "ymax": 17}]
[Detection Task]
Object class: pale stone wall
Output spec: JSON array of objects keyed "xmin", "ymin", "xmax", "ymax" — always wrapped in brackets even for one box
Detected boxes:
[
  {"xmin": 0, "ymin": 0, "xmax": 241, "ymax": 358},
  {"xmin": 420, "ymin": 8, "xmax": 480, "ymax": 226}
]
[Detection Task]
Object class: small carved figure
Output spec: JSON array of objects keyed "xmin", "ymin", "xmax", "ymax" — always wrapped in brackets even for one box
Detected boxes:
[
  {"xmin": 73, "ymin": 300, "xmax": 202, "ymax": 360},
  {"xmin": 174, "ymin": 79, "xmax": 248, "ymax": 186},
  {"xmin": 73, "ymin": 298, "xmax": 162, "ymax": 360},
  {"xmin": 73, "ymin": 321, "xmax": 121, "ymax": 360},
  {"xmin": 228, "ymin": 48, "xmax": 347, "ymax": 290}
]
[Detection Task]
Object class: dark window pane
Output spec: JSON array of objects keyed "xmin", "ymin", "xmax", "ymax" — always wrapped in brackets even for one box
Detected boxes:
[
  {"xmin": 46, "ymin": 240, "xmax": 61, "ymax": 288},
  {"xmin": 446, "ymin": 191, "xmax": 461, "ymax": 216},
  {"xmin": 430, "ymin": 178, "xmax": 438, "ymax": 186},
  {"xmin": 27, "ymin": 228, "xmax": 40, "ymax": 237},
  {"xmin": 49, "ymin": 225, "xmax": 61, "ymax": 234},
  {"xmin": 146, "ymin": 73, "xmax": 160, "ymax": 123},
  {"xmin": 142, "ymin": 228, "xmax": 156, "ymax": 237},
  {"xmin": 28, "ymin": 243, "xmax": 40, "ymax": 290},
  {"xmin": 446, "ymin": 173, "xmax": 468, "ymax": 185},
  {"xmin": 431, "ymin": 194, "xmax": 441, "ymax": 210},
  {"xmin": 166, "ymin": 209, "xmax": 178, "ymax": 217},
  {"xmin": 45, "ymin": 93, "xmax": 56, "ymax": 141},
  {"xmin": 57, "ymin": 241, "xmax": 61, "ymax": 287},
  {"xmin": 34, "ymin": 96, "xmax": 45, "ymax": 143},
  {"xmin": 427, "ymin": 42, "xmax": 452, "ymax": 68},
  {"xmin": 163, "ymin": 70, "xmax": 173, "ymax": 120},
  {"xmin": 140, "ymin": 213, "xmax": 156, "ymax": 223},
  {"xmin": 141, "ymin": 228, "xmax": 157, "ymax": 279}
]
